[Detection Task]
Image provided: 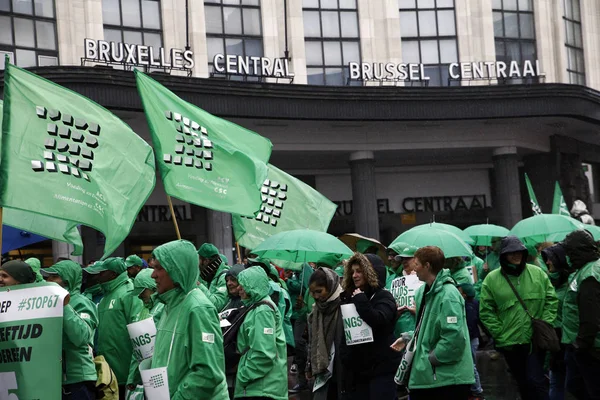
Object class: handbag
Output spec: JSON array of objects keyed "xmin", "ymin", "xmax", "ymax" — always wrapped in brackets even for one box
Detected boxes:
[{"xmin": 502, "ymin": 272, "xmax": 560, "ymax": 353}]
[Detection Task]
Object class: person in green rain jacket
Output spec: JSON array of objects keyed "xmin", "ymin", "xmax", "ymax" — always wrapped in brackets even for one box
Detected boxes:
[
  {"xmin": 446, "ymin": 257, "xmax": 473, "ymax": 286},
  {"xmin": 42, "ymin": 260, "xmax": 98, "ymax": 397},
  {"xmin": 198, "ymin": 243, "xmax": 230, "ymax": 311},
  {"xmin": 24, "ymin": 257, "xmax": 44, "ymax": 282},
  {"xmin": 479, "ymin": 236, "xmax": 557, "ymax": 400},
  {"xmin": 84, "ymin": 257, "xmax": 143, "ymax": 397},
  {"xmin": 151, "ymin": 240, "xmax": 229, "ymax": 400},
  {"xmin": 236, "ymin": 266, "xmax": 288, "ymax": 399},
  {"xmin": 133, "ymin": 268, "xmax": 164, "ymax": 323},
  {"xmin": 392, "ymin": 246, "xmax": 474, "ymax": 398}
]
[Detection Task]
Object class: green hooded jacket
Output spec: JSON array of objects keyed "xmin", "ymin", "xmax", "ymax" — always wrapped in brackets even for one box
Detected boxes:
[
  {"xmin": 450, "ymin": 266, "xmax": 472, "ymax": 286},
  {"xmin": 201, "ymin": 261, "xmax": 230, "ymax": 312},
  {"xmin": 235, "ymin": 266, "xmax": 288, "ymax": 399},
  {"xmin": 133, "ymin": 269, "xmax": 164, "ymax": 324},
  {"xmin": 52, "ymin": 260, "xmax": 98, "ymax": 385},
  {"xmin": 152, "ymin": 240, "xmax": 228, "ymax": 400},
  {"xmin": 25, "ymin": 257, "xmax": 44, "ymax": 283},
  {"xmin": 471, "ymin": 256, "xmax": 485, "ymax": 299},
  {"xmin": 83, "ymin": 284, "xmax": 104, "ymax": 305},
  {"xmin": 96, "ymin": 267, "xmax": 143, "ymax": 385},
  {"xmin": 405, "ymin": 269, "xmax": 474, "ymax": 390},
  {"xmin": 269, "ymin": 281, "xmax": 295, "ymax": 347},
  {"xmin": 286, "ymin": 263, "xmax": 314, "ymax": 320},
  {"xmin": 479, "ymin": 265, "xmax": 557, "ymax": 348},
  {"xmin": 562, "ymin": 260, "xmax": 600, "ymax": 347}
]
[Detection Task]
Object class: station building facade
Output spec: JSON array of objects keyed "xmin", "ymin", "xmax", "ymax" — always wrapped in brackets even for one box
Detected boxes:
[{"xmin": 2, "ymin": 0, "xmax": 600, "ymax": 264}]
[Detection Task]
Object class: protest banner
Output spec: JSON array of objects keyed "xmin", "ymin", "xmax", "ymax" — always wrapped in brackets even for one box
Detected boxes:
[
  {"xmin": 0, "ymin": 282, "xmax": 68, "ymax": 400},
  {"xmin": 340, "ymin": 304, "xmax": 374, "ymax": 345},
  {"xmin": 389, "ymin": 274, "xmax": 423, "ymax": 309},
  {"xmin": 127, "ymin": 318, "xmax": 157, "ymax": 362}
]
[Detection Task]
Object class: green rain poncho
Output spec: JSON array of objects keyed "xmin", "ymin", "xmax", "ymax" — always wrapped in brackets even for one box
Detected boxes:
[
  {"xmin": 152, "ymin": 240, "xmax": 228, "ymax": 400},
  {"xmin": 235, "ymin": 266, "xmax": 288, "ymax": 399},
  {"xmin": 44, "ymin": 260, "xmax": 98, "ymax": 385},
  {"xmin": 198, "ymin": 244, "xmax": 230, "ymax": 311}
]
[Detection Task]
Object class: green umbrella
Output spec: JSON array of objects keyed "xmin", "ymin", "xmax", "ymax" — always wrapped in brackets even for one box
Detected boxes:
[
  {"xmin": 464, "ymin": 224, "xmax": 510, "ymax": 246},
  {"xmin": 510, "ymin": 214, "xmax": 584, "ymax": 244},
  {"xmin": 412, "ymin": 222, "xmax": 475, "ymax": 245},
  {"xmin": 391, "ymin": 227, "xmax": 473, "ymax": 258},
  {"xmin": 252, "ymin": 229, "xmax": 354, "ymax": 271},
  {"xmin": 546, "ymin": 224, "xmax": 600, "ymax": 243}
]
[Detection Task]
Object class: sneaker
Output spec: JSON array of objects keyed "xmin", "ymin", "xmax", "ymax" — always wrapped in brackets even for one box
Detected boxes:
[
  {"xmin": 288, "ymin": 383, "xmax": 309, "ymax": 393},
  {"xmin": 289, "ymin": 363, "xmax": 298, "ymax": 374}
]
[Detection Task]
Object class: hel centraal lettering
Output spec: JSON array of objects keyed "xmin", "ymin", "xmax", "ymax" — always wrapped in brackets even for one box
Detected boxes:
[
  {"xmin": 84, "ymin": 39, "xmax": 194, "ymax": 69},
  {"xmin": 213, "ymin": 54, "xmax": 294, "ymax": 78}
]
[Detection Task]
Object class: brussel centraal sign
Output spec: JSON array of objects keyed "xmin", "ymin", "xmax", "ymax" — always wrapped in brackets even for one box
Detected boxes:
[{"xmin": 84, "ymin": 38, "xmax": 194, "ymax": 69}]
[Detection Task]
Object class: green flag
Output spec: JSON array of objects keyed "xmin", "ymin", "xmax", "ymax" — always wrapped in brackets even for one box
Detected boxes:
[
  {"xmin": 0, "ymin": 282, "xmax": 68, "ymax": 400},
  {"xmin": 525, "ymin": 173, "xmax": 542, "ymax": 215},
  {"xmin": 0, "ymin": 63, "xmax": 156, "ymax": 258},
  {"xmin": 135, "ymin": 71, "xmax": 271, "ymax": 216},
  {"xmin": 552, "ymin": 181, "xmax": 570, "ymax": 216},
  {"xmin": 0, "ymin": 100, "xmax": 84, "ymax": 255},
  {"xmin": 232, "ymin": 164, "xmax": 337, "ymax": 250}
]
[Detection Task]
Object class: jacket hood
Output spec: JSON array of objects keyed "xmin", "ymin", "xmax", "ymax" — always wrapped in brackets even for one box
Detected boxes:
[
  {"xmin": 197, "ymin": 243, "xmax": 219, "ymax": 258},
  {"xmin": 563, "ymin": 229, "xmax": 600, "ymax": 270},
  {"xmin": 237, "ymin": 266, "xmax": 270, "ymax": 304},
  {"xmin": 225, "ymin": 264, "xmax": 246, "ymax": 279},
  {"xmin": 133, "ymin": 268, "xmax": 157, "ymax": 296},
  {"xmin": 52, "ymin": 260, "xmax": 83, "ymax": 295},
  {"xmin": 429, "ymin": 268, "xmax": 455, "ymax": 294},
  {"xmin": 499, "ymin": 236, "xmax": 528, "ymax": 275},
  {"xmin": 541, "ymin": 243, "xmax": 568, "ymax": 271},
  {"xmin": 153, "ymin": 240, "xmax": 199, "ymax": 293},
  {"xmin": 571, "ymin": 200, "xmax": 589, "ymax": 217},
  {"xmin": 24, "ymin": 258, "xmax": 43, "ymax": 283},
  {"xmin": 365, "ymin": 253, "xmax": 387, "ymax": 287}
]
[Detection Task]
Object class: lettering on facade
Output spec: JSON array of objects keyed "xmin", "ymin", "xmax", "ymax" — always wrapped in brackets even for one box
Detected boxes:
[
  {"xmin": 349, "ymin": 60, "xmax": 544, "ymax": 82},
  {"xmin": 334, "ymin": 195, "xmax": 487, "ymax": 216},
  {"xmin": 136, "ymin": 205, "xmax": 193, "ymax": 223},
  {"xmin": 84, "ymin": 38, "xmax": 194, "ymax": 70},
  {"xmin": 212, "ymin": 54, "xmax": 294, "ymax": 78}
]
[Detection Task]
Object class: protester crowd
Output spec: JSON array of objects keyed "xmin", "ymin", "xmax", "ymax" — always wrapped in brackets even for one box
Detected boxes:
[{"xmin": 2, "ymin": 227, "xmax": 600, "ymax": 400}]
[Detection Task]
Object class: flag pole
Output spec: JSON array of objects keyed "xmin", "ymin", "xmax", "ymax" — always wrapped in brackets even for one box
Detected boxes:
[
  {"xmin": 0, "ymin": 207, "xmax": 3, "ymax": 256},
  {"xmin": 166, "ymin": 196, "xmax": 182, "ymax": 240},
  {"xmin": 235, "ymin": 242, "xmax": 242, "ymax": 264}
]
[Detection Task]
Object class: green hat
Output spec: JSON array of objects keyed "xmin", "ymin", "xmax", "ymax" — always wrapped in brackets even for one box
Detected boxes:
[
  {"xmin": 84, "ymin": 257, "xmax": 127, "ymax": 275},
  {"xmin": 396, "ymin": 245, "xmax": 418, "ymax": 260},
  {"xmin": 388, "ymin": 242, "xmax": 409, "ymax": 255},
  {"xmin": 125, "ymin": 255, "xmax": 144, "ymax": 268},
  {"xmin": 197, "ymin": 243, "xmax": 219, "ymax": 258}
]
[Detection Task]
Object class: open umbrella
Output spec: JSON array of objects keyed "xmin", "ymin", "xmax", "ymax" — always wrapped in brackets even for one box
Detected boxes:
[
  {"xmin": 510, "ymin": 214, "xmax": 584, "ymax": 244},
  {"xmin": 412, "ymin": 222, "xmax": 474, "ymax": 245},
  {"xmin": 464, "ymin": 224, "xmax": 510, "ymax": 246},
  {"xmin": 338, "ymin": 233, "xmax": 387, "ymax": 262},
  {"xmin": 252, "ymin": 229, "xmax": 354, "ymax": 270},
  {"xmin": 391, "ymin": 227, "xmax": 473, "ymax": 258}
]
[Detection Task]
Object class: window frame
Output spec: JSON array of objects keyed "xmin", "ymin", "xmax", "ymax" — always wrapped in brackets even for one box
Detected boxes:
[
  {"xmin": 563, "ymin": 0, "xmax": 585, "ymax": 85},
  {"xmin": 102, "ymin": 0, "xmax": 163, "ymax": 49}
]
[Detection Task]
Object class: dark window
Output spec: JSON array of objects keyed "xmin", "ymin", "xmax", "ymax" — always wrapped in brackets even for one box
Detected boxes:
[
  {"xmin": 0, "ymin": 0, "xmax": 58, "ymax": 69},
  {"xmin": 399, "ymin": 0, "xmax": 459, "ymax": 87},
  {"xmin": 303, "ymin": 0, "xmax": 361, "ymax": 86},
  {"xmin": 492, "ymin": 0, "xmax": 537, "ymax": 84},
  {"xmin": 102, "ymin": 0, "xmax": 163, "ymax": 64},
  {"xmin": 205, "ymin": 0, "xmax": 263, "ymax": 81},
  {"xmin": 563, "ymin": 0, "xmax": 584, "ymax": 85}
]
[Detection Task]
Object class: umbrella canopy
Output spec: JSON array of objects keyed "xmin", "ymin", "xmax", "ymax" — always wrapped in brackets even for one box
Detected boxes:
[
  {"xmin": 464, "ymin": 224, "xmax": 510, "ymax": 246},
  {"xmin": 391, "ymin": 227, "xmax": 473, "ymax": 258},
  {"xmin": 252, "ymin": 229, "xmax": 354, "ymax": 270},
  {"xmin": 412, "ymin": 222, "xmax": 474, "ymax": 245},
  {"xmin": 2, "ymin": 225, "xmax": 48, "ymax": 253},
  {"xmin": 510, "ymin": 214, "xmax": 584, "ymax": 244},
  {"xmin": 338, "ymin": 233, "xmax": 387, "ymax": 262},
  {"xmin": 546, "ymin": 224, "xmax": 600, "ymax": 243}
]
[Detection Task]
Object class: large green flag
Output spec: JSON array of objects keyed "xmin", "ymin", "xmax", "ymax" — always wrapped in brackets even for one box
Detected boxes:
[
  {"xmin": 0, "ymin": 100, "xmax": 83, "ymax": 255},
  {"xmin": 232, "ymin": 164, "xmax": 337, "ymax": 250},
  {"xmin": 552, "ymin": 181, "xmax": 570, "ymax": 216},
  {"xmin": 0, "ymin": 63, "xmax": 156, "ymax": 258},
  {"xmin": 525, "ymin": 173, "xmax": 542, "ymax": 215},
  {"xmin": 0, "ymin": 282, "xmax": 68, "ymax": 400},
  {"xmin": 135, "ymin": 70, "xmax": 271, "ymax": 216}
]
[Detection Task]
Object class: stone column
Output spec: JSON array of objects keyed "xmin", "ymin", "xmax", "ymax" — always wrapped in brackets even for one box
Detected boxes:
[
  {"xmin": 206, "ymin": 210, "xmax": 234, "ymax": 265},
  {"xmin": 349, "ymin": 151, "xmax": 379, "ymax": 239},
  {"xmin": 52, "ymin": 240, "xmax": 83, "ymax": 264},
  {"xmin": 492, "ymin": 146, "xmax": 522, "ymax": 227}
]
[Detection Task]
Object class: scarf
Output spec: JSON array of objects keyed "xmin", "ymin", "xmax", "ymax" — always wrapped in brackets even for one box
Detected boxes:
[{"xmin": 309, "ymin": 268, "xmax": 343, "ymax": 376}]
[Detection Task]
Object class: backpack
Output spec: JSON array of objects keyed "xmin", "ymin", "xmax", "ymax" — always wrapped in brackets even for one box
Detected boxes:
[
  {"xmin": 93, "ymin": 355, "xmax": 118, "ymax": 400},
  {"xmin": 222, "ymin": 300, "xmax": 276, "ymax": 373}
]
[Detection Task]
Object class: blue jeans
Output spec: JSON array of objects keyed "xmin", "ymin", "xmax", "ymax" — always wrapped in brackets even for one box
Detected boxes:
[
  {"xmin": 549, "ymin": 369, "xmax": 566, "ymax": 400},
  {"xmin": 470, "ymin": 338, "xmax": 483, "ymax": 394}
]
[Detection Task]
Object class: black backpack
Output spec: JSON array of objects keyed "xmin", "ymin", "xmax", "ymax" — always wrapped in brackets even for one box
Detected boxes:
[{"xmin": 222, "ymin": 300, "xmax": 276, "ymax": 373}]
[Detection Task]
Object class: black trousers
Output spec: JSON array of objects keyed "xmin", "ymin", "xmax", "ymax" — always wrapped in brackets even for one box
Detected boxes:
[{"xmin": 409, "ymin": 384, "xmax": 470, "ymax": 400}]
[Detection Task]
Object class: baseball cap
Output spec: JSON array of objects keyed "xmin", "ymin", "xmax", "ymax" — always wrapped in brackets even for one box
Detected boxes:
[
  {"xmin": 40, "ymin": 266, "xmax": 59, "ymax": 278},
  {"xmin": 125, "ymin": 255, "xmax": 145, "ymax": 268},
  {"xmin": 84, "ymin": 257, "xmax": 127, "ymax": 275},
  {"xmin": 395, "ymin": 245, "xmax": 418, "ymax": 261}
]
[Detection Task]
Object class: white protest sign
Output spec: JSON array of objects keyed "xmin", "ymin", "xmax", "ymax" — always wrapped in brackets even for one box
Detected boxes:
[
  {"xmin": 127, "ymin": 318, "xmax": 157, "ymax": 361},
  {"xmin": 139, "ymin": 358, "xmax": 170, "ymax": 400},
  {"xmin": 340, "ymin": 304, "xmax": 374, "ymax": 346},
  {"xmin": 465, "ymin": 266, "xmax": 475, "ymax": 283},
  {"xmin": 389, "ymin": 274, "xmax": 423, "ymax": 309}
]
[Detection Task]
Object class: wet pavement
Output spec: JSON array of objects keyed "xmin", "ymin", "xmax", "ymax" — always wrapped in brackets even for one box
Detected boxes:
[{"xmin": 287, "ymin": 350, "xmax": 577, "ymax": 399}]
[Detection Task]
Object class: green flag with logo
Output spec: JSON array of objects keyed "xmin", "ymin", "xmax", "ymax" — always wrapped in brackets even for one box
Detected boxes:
[
  {"xmin": 135, "ymin": 70, "xmax": 271, "ymax": 217},
  {"xmin": 0, "ymin": 63, "xmax": 156, "ymax": 258},
  {"xmin": 232, "ymin": 164, "xmax": 337, "ymax": 250},
  {"xmin": 0, "ymin": 282, "xmax": 68, "ymax": 400},
  {"xmin": 552, "ymin": 181, "xmax": 570, "ymax": 216},
  {"xmin": 0, "ymin": 100, "xmax": 84, "ymax": 255},
  {"xmin": 525, "ymin": 173, "xmax": 542, "ymax": 215}
]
